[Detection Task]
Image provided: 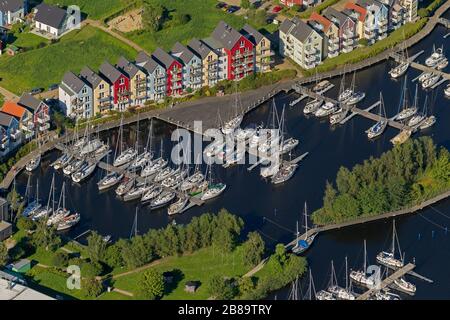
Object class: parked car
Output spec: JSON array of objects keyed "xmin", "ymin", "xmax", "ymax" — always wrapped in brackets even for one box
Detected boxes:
[
  {"xmin": 48, "ymin": 84, "xmax": 59, "ymax": 91},
  {"xmin": 30, "ymin": 88, "xmax": 43, "ymax": 95},
  {"xmin": 227, "ymin": 5, "xmax": 240, "ymax": 13},
  {"xmin": 272, "ymin": 5, "xmax": 282, "ymax": 13},
  {"xmin": 216, "ymin": 2, "xmax": 227, "ymax": 9}
]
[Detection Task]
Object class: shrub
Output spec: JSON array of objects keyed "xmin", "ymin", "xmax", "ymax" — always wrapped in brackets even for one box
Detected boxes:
[
  {"xmin": 82, "ymin": 278, "xmax": 103, "ymax": 298},
  {"xmin": 81, "ymin": 261, "xmax": 103, "ymax": 279},
  {"xmin": 52, "ymin": 252, "xmax": 70, "ymax": 268}
]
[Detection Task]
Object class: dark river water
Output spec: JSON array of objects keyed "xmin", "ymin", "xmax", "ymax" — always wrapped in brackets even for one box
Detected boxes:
[{"xmin": 13, "ymin": 20, "xmax": 450, "ymax": 299}]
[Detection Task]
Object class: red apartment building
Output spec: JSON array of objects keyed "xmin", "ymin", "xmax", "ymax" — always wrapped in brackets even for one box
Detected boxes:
[{"xmin": 152, "ymin": 48, "xmax": 183, "ymax": 96}]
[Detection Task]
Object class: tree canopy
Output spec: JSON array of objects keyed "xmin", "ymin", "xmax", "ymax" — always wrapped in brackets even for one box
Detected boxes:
[{"xmin": 139, "ymin": 269, "xmax": 165, "ymax": 300}]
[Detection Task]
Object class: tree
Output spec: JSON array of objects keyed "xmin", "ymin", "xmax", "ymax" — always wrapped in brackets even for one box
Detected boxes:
[
  {"xmin": 31, "ymin": 220, "xmax": 61, "ymax": 251},
  {"xmin": 82, "ymin": 278, "xmax": 103, "ymax": 298},
  {"xmin": 418, "ymin": 8, "xmax": 429, "ymax": 18},
  {"xmin": 52, "ymin": 251, "xmax": 69, "ymax": 268},
  {"xmin": 81, "ymin": 261, "xmax": 103, "ymax": 279},
  {"xmin": 242, "ymin": 232, "xmax": 265, "ymax": 267},
  {"xmin": 7, "ymin": 189, "xmax": 22, "ymax": 216},
  {"xmin": 0, "ymin": 242, "xmax": 8, "ymax": 267},
  {"xmin": 139, "ymin": 269, "xmax": 164, "ymax": 300},
  {"xmin": 241, "ymin": 0, "xmax": 251, "ymax": 9},
  {"xmin": 238, "ymin": 277, "xmax": 255, "ymax": 296},
  {"xmin": 142, "ymin": 2, "xmax": 167, "ymax": 32},
  {"xmin": 86, "ymin": 231, "xmax": 107, "ymax": 263},
  {"xmin": 105, "ymin": 243, "xmax": 124, "ymax": 269},
  {"xmin": 247, "ymin": 9, "xmax": 267, "ymax": 26},
  {"xmin": 206, "ymin": 275, "xmax": 236, "ymax": 300},
  {"xmin": 17, "ymin": 217, "xmax": 36, "ymax": 231}
]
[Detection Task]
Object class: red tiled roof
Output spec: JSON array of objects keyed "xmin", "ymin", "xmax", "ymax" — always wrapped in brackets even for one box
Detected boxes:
[
  {"xmin": 309, "ymin": 12, "xmax": 332, "ymax": 32},
  {"xmin": 1, "ymin": 101, "xmax": 26, "ymax": 119},
  {"xmin": 345, "ymin": 2, "xmax": 367, "ymax": 22}
]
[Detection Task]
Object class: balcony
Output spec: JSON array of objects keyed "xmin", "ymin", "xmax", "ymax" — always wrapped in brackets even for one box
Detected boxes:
[
  {"xmin": 156, "ymin": 73, "xmax": 165, "ymax": 79},
  {"xmin": 0, "ymin": 136, "xmax": 8, "ymax": 150},
  {"xmin": 304, "ymin": 61, "xmax": 316, "ymax": 69},
  {"xmin": 379, "ymin": 19, "xmax": 388, "ymax": 27},
  {"xmin": 343, "ymin": 38, "xmax": 354, "ymax": 47},
  {"xmin": 305, "ymin": 47, "xmax": 316, "ymax": 55},
  {"xmin": 39, "ymin": 123, "xmax": 50, "ymax": 132},
  {"xmin": 379, "ymin": 24, "xmax": 388, "ymax": 33},
  {"xmin": 172, "ymin": 82, "xmax": 183, "ymax": 90},
  {"xmin": 10, "ymin": 130, "xmax": 21, "ymax": 141},
  {"xmin": 305, "ymin": 54, "xmax": 316, "ymax": 63},
  {"xmin": 342, "ymin": 46, "xmax": 353, "ymax": 53},
  {"xmin": 37, "ymin": 114, "xmax": 50, "ymax": 124},
  {"xmin": 98, "ymin": 96, "xmax": 110, "ymax": 103},
  {"xmin": 343, "ymin": 31, "xmax": 355, "ymax": 40},
  {"xmin": 328, "ymin": 41, "xmax": 339, "ymax": 52},
  {"xmin": 118, "ymin": 90, "xmax": 131, "ymax": 97},
  {"xmin": 171, "ymin": 75, "xmax": 182, "ymax": 82},
  {"xmin": 328, "ymin": 51, "xmax": 339, "ymax": 58},
  {"xmin": 364, "ymin": 30, "xmax": 376, "ymax": 39}
]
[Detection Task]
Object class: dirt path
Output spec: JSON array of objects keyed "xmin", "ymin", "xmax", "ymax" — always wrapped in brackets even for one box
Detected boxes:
[{"xmin": 0, "ymin": 86, "xmax": 19, "ymax": 102}]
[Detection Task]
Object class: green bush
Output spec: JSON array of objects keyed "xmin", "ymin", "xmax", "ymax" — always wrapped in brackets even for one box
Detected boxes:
[
  {"xmin": 81, "ymin": 261, "xmax": 103, "ymax": 279},
  {"xmin": 17, "ymin": 217, "xmax": 36, "ymax": 231},
  {"xmin": 82, "ymin": 278, "xmax": 103, "ymax": 298},
  {"xmin": 52, "ymin": 252, "xmax": 70, "ymax": 268}
]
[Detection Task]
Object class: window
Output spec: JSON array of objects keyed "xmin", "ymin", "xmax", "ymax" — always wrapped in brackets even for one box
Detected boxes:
[
  {"xmin": 82, "ymin": 87, "xmax": 87, "ymax": 94},
  {"xmin": 100, "ymin": 92, "xmax": 105, "ymax": 98},
  {"xmin": 99, "ymin": 84, "xmax": 104, "ymax": 90},
  {"xmin": 240, "ymin": 40, "xmax": 244, "ymax": 48},
  {"xmin": 119, "ymin": 78, "xmax": 125, "ymax": 85}
]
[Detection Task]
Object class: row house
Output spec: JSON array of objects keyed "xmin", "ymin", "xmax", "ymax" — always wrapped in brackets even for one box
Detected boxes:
[
  {"xmin": 323, "ymin": 7, "xmax": 357, "ymax": 54},
  {"xmin": 356, "ymin": 0, "xmax": 389, "ymax": 42},
  {"xmin": 279, "ymin": 18, "xmax": 323, "ymax": 69},
  {"xmin": 202, "ymin": 36, "xmax": 229, "ymax": 81},
  {"xmin": 378, "ymin": 0, "xmax": 405, "ymax": 30},
  {"xmin": 117, "ymin": 57, "xmax": 147, "ymax": 106},
  {"xmin": 343, "ymin": 2, "xmax": 367, "ymax": 40},
  {"xmin": 280, "ymin": 0, "xmax": 321, "ymax": 8},
  {"xmin": 0, "ymin": 0, "xmax": 26, "ymax": 27},
  {"xmin": 79, "ymin": 66, "xmax": 112, "ymax": 114},
  {"xmin": 240, "ymin": 24, "xmax": 274, "ymax": 73},
  {"xmin": 308, "ymin": 12, "xmax": 340, "ymax": 58},
  {"xmin": 59, "ymin": 71, "xmax": 93, "ymax": 119},
  {"xmin": 171, "ymin": 42, "xmax": 203, "ymax": 91},
  {"xmin": 99, "ymin": 61, "xmax": 130, "ymax": 111},
  {"xmin": 17, "ymin": 93, "xmax": 50, "ymax": 137},
  {"xmin": 400, "ymin": 0, "xmax": 417, "ymax": 22},
  {"xmin": 0, "ymin": 112, "xmax": 19, "ymax": 157},
  {"xmin": 0, "ymin": 101, "xmax": 27, "ymax": 141},
  {"xmin": 211, "ymin": 21, "xmax": 255, "ymax": 81},
  {"xmin": 188, "ymin": 38, "xmax": 220, "ymax": 87},
  {"xmin": 152, "ymin": 48, "xmax": 183, "ymax": 97},
  {"xmin": 135, "ymin": 51, "xmax": 166, "ymax": 102}
]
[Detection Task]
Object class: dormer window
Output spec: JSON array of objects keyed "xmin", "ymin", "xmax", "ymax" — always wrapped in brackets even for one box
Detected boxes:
[
  {"xmin": 119, "ymin": 78, "xmax": 125, "ymax": 85},
  {"xmin": 240, "ymin": 40, "xmax": 244, "ymax": 48}
]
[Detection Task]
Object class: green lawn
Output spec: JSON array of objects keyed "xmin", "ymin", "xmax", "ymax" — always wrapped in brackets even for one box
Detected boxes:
[
  {"xmin": 9, "ymin": 32, "xmax": 49, "ymax": 50},
  {"xmin": 0, "ymin": 26, "xmax": 137, "ymax": 94},
  {"xmin": 112, "ymin": 245, "xmax": 250, "ymax": 300},
  {"xmin": 124, "ymin": 0, "xmax": 247, "ymax": 52},
  {"xmin": 43, "ymin": 0, "xmax": 132, "ymax": 20}
]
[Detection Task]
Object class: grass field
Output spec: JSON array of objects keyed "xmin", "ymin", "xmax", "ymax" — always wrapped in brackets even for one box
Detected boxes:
[
  {"xmin": 42, "ymin": 0, "xmax": 132, "ymax": 20},
  {"xmin": 0, "ymin": 26, "xmax": 137, "ymax": 94},
  {"xmin": 125, "ymin": 0, "xmax": 247, "ymax": 52},
  {"xmin": 112, "ymin": 245, "xmax": 250, "ymax": 300}
]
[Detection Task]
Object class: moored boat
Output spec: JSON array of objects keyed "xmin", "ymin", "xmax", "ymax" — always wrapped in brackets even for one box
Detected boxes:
[
  {"xmin": 168, "ymin": 196, "xmax": 189, "ymax": 215},
  {"xmin": 150, "ymin": 191, "xmax": 176, "ymax": 209},
  {"xmin": 200, "ymin": 183, "xmax": 227, "ymax": 201}
]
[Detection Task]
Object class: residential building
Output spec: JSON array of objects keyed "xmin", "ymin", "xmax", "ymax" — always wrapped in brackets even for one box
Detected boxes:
[
  {"xmin": 323, "ymin": 7, "xmax": 357, "ymax": 53},
  {"xmin": 308, "ymin": 12, "xmax": 340, "ymax": 58},
  {"xmin": 0, "ymin": 0, "xmax": 26, "ymax": 27},
  {"xmin": 202, "ymin": 36, "xmax": 229, "ymax": 81},
  {"xmin": 279, "ymin": 17, "xmax": 323, "ymax": 69},
  {"xmin": 188, "ymin": 38, "xmax": 220, "ymax": 87},
  {"xmin": 343, "ymin": 2, "xmax": 367, "ymax": 40},
  {"xmin": 241, "ymin": 24, "xmax": 273, "ymax": 73},
  {"xmin": 400, "ymin": 0, "xmax": 417, "ymax": 22},
  {"xmin": 280, "ymin": 0, "xmax": 303, "ymax": 7},
  {"xmin": 211, "ymin": 21, "xmax": 255, "ymax": 81},
  {"xmin": 0, "ymin": 112, "xmax": 20, "ymax": 157},
  {"xmin": 1, "ymin": 101, "xmax": 31, "ymax": 139},
  {"xmin": 79, "ymin": 67, "xmax": 112, "ymax": 114},
  {"xmin": 0, "ymin": 220, "xmax": 12, "ymax": 241},
  {"xmin": 99, "ymin": 61, "xmax": 130, "ymax": 111},
  {"xmin": 356, "ymin": 0, "xmax": 389, "ymax": 42},
  {"xmin": 18, "ymin": 93, "xmax": 50, "ymax": 136},
  {"xmin": 33, "ymin": 3, "xmax": 72, "ymax": 38},
  {"xmin": 152, "ymin": 47, "xmax": 183, "ymax": 96},
  {"xmin": 136, "ymin": 51, "xmax": 166, "ymax": 102},
  {"xmin": 0, "ymin": 276, "xmax": 55, "ymax": 300},
  {"xmin": 116, "ymin": 57, "xmax": 148, "ymax": 106},
  {"xmin": 171, "ymin": 42, "xmax": 203, "ymax": 91},
  {"xmin": 390, "ymin": 2, "xmax": 405, "ymax": 29},
  {"xmin": 59, "ymin": 71, "xmax": 93, "ymax": 119}
]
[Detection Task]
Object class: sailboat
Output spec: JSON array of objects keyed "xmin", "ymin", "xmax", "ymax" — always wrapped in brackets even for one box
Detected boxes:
[
  {"xmin": 366, "ymin": 93, "xmax": 388, "ymax": 139},
  {"xmin": 180, "ymin": 162, "xmax": 205, "ymax": 192},
  {"xmin": 419, "ymin": 97, "xmax": 436, "ymax": 130},
  {"xmin": 72, "ymin": 160, "xmax": 97, "ymax": 183},
  {"xmin": 327, "ymin": 258, "xmax": 356, "ymax": 300},
  {"xmin": 200, "ymin": 163, "xmax": 226, "ymax": 201},
  {"xmin": 346, "ymin": 74, "xmax": 366, "ymax": 105},
  {"xmin": 408, "ymin": 95, "xmax": 427, "ymax": 127},
  {"xmin": 389, "ymin": 42, "xmax": 409, "ymax": 78},
  {"xmin": 304, "ymin": 269, "xmax": 317, "ymax": 300},
  {"xmin": 393, "ymin": 277, "xmax": 416, "ymax": 294},
  {"xmin": 292, "ymin": 202, "xmax": 317, "ymax": 255},
  {"xmin": 349, "ymin": 240, "xmax": 376, "ymax": 288},
  {"xmin": 168, "ymin": 195, "xmax": 189, "ymax": 215},
  {"xmin": 129, "ymin": 116, "xmax": 153, "ymax": 172},
  {"xmin": 150, "ymin": 190, "xmax": 176, "ymax": 209},
  {"xmin": 98, "ymin": 139, "xmax": 124, "ymax": 191},
  {"xmin": 23, "ymin": 180, "xmax": 42, "ymax": 217},
  {"xmin": 47, "ymin": 181, "xmax": 71, "ymax": 226},
  {"xmin": 26, "ymin": 140, "xmax": 41, "ymax": 172},
  {"xmin": 395, "ymin": 77, "xmax": 417, "ymax": 121},
  {"xmin": 32, "ymin": 173, "xmax": 56, "ymax": 221},
  {"xmin": 376, "ymin": 220, "xmax": 404, "ymax": 269},
  {"xmin": 221, "ymin": 86, "xmax": 243, "ymax": 135},
  {"xmin": 338, "ymin": 71, "xmax": 353, "ymax": 103},
  {"xmin": 304, "ymin": 98, "xmax": 323, "ymax": 115},
  {"xmin": 113, "ymin": 116, "xmax": 137, "ymax": 167}
]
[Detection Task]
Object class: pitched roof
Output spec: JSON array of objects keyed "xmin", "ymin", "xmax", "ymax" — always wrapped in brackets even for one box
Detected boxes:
[
  {"xmin": 135, "ymin": 51, "xmax": 151, "ymax": 65},
  {"xmin": 0, "ymin": 112, "xmax": 15, "ymax": 128},
  {"xmin": 309, "ymin": 12, "xmax": 333, "ymax": 32},
  {"xmin": 240, "ymin": 24, "xmax": 265, "ymax": 45},
  {"xmin": 188, "ymin": 38, "xmax": 214, "ymax": 59},
  {"xmin": 0, "ymin": 0, "xmax": 24, "ymax": 13},
  {"xmin": 323, "ymin": 7, "xmax": 352, "ymax": 26},
  {"xmin": 280, "ymin": 18, "xmax": 295, "ymax": 35},
  {"xmin": 79, "ymin": 66, "xmax": 104, "ymax": 88},
  {"xmin": 345, "ymin": 2, "xmax": 368, "ymax": 22},
  {"xmin": 99, "ymin": 61, "xmax": 124, "ymax": 83},
  {"xmin": 34, "ymin": 3, "xmax": 67, "ymax": 29},
  {"xmin": 18, "ymin": 93, "xmax": 42, "ymax": 112},
  {"xmin": 171, "ymin": 42, "xmax": 195, "ymax": 65},
  {"xmin": 1, "ymin": 101, "xmax": 26, "ymax": 119},
  {"xmin": 152, "ymin": 48, "xmax": 176, "ymax": 69},
  {"xmin": 201, "ymin": 37, "xmax": 224, "ymax": 51},
  {"xmin": 282, "ymin": 18, "xmax": 315, "ymax": 43},
  {"xmin": 211, "ymin": 21, "xmax": 243, "ymax": 50},
  {"xmin": 62, "ymin": 71, "xmax": 87, "ymax": 94},
  {"xmin": 116, "ymin": 57, "xmax": 140, "ymax": 78}
]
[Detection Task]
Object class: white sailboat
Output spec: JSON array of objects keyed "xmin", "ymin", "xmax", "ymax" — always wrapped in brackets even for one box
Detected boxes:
[
  {"xmin": 376, "ymin": 220, "xmax": 404, "ymax": 269},
  {"xmin": 113, "ymin": 116, "xmax": 137, "ymax": 167},
  {"xmin": 32, "ymin": 173, "xmax": 56, "ymax": 221},
  {"xmin": 349, "ymin": 240, "xmax": 376, "ymax": 288},
  {"xmin": 395, "ymin": 78, "xmax": 417, "ymax": 121},
  {"xmin": 389, "ymin": 42, "xmax": 409, "ymax": 79},
  {"xmin": 292, "ymin": 202, "xmax": 317, "ymax": 255},
  {"xmin": 47, "ymin": 182, "xmax": 71, "ymax": 227},
  {"xmin": 221, "ymin": 87, "xmax": 243, "ymax": 135},
  {"xmin": 98, "ymin": 140, "xmax": 124, "ymax": 191},
  {"xmin": 366, "ymin": 93, "xmax": 388, "ymax": 139},
  {"xmin": 407, "ymin": 95, "xmax": 427, "ymax": 127},
  {"xmin": 23, "ymin": 180, "xmax": 42, "ymax": 217},
  {"xmin": 327, "ymin": 258, "xmax": 356, "ymax": 300}
]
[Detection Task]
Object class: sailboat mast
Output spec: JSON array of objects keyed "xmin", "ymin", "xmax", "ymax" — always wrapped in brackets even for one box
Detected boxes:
[
  {"xmin": 304, "ymin": 202, "xmax": 308, "ymax": 239},
  {"xmin": 391, "ymin": 220, "xmax": 396, "ymax": 255},
  {"xmin": 363, "ymin": 239, "xmax": 367, "ymax": 274},
  {"xmin": 345, "ymin": 256, "xmax": 349, "ymax": 290}
]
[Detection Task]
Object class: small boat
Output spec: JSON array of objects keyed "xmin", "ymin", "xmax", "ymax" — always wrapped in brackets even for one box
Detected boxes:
[
  {"xmin": 56, "ymin": 213, "xmax": 80, "ymax": 231},
  {"xmin": 98, "ymin": 171, "xmax": 124, "ymax": 191},
  {"xmin": 421, "ymin": 74, "xmax": 440, "ymax": 89},
  {"xmin": 123, "ymin": 183, "xmax": 153, "ymax": 202},
  {"xmin": 141, "ymin": 157, "xmax": 168, "ymax": 178},
  {"xmin": 419, "ymin": 116, "xmax": 436, "ymax": 130},
  {"xmin": 26, "ymin": 154, "xmax": 41, "ymax": 172},
  {"xmin": 292, "ymin": 202, "xmax": 317, "ymax": 255},
  {"xmin": 150, "ymin": 191, "xmax": 176, "ymax": 209},
  {"xmin": 52, "ymin": 153, "xmax": 73, "ymax": 170},
  {"xmin": 141, "ymin": 185, "xmax": 163, "ymax": 203},
  {"xmin": 72, "ymin": 162, "xmax": 97, "ymax": 183},
  {"xmin": 200, "ymin": 183, "xmax": 227, "ymax": 201},
  {"xmin": 128, "ymin": 151, "xmax": 152, "ymax": 172},
  {"xmin": 73, "ymin": 137, "xmax": 87, "ymax": 149},
  {"xmin": 349, "ymin": 240, "xmax": 376, "ymax": 288},
  {"xmin": 330, "ymin": 109, "xmax": 348, "ymax": 125},
  {"xmin": 435, "ymin": 58, "xmax": 448, "ymax": 70},
  {"xmin": 315, "ymin": 290, "xmax": 335, "ymax": 300},
  {"xmin": 393, "ymin": 277, "xmax": 416, "ymax": 294},
  {"xmin": 80, "ymin": 139, "xmax": 103, "ymax": 156},
  {"xmin": 376, "ymin": 220, "xmax": 404, "ymax": 269},
  {"xmin": 271, "ymin": 162, "xmax": 298, "ymax": 185},
  {"xmin": 418, "ymin": 72, "xmax": 433, "ymax": 83},
  {"xmin": 115, "ymin": 177, "xmax": 135, "ymax": 196},
  {"xmin": 303, "ymin": 99, "xmax": 323, "ymax": 115},
  {"xmin": 168, "ymin": 196, "xmax": 189, "ymax": 215},
  {"xmin": 445, "ymin": 84, "xmax": 450, "ymax": 97},
  {"xmin": 280, "ymin": 138, "xmax": 299, "ymax": 154},
  {"xmin": 180, "ymin": 171, "xmax": 205, "ymax": 192},
  {"xmin": 154, "ymin": 166, "xmax": 179, "ymax": 183},
  {"xmin": 396, "ymin": 107, "xmax": 417, "ymax": 120},
  {"xmin": 313, "ymin": 80, "xmax": 332, "ymax": 93},
  {"xmin": 389, "ymin": 62, "xmax": 409, "ymax": 78},
  {"xmin": 23, "ymin": 200, "xmax": 42, "ymax": 218},
  {"xmin": 94, "ymin": 143, "xmax": 109, "ymax": 156},
  {"xmin": 63, "ymin": 159, "xmax": 84, "ymax": 175},
  {"xmin": 390, "ymin": 130, "xmax": 411, "ymax": 146},
  {"xmin": 113, "ymin": 148, "xmax": 137, "ymax": 167},
  {"xmin": 314, "ymin": 102, "xmax": 337, "ymax": 117},
  {"xmin": 338, "ymin": 89, "xmax": 353, "ymax": 103},
  {"xmin": 346, "ymin": 91, "xmax": 365, "ymax": 105},
  {"xmin": 425, "ymin": 46, "xmax": 444, "ymax": 67},
  {"xmin": 327, "ymin": 258, "xmax": 356, "ymax": 300}
]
